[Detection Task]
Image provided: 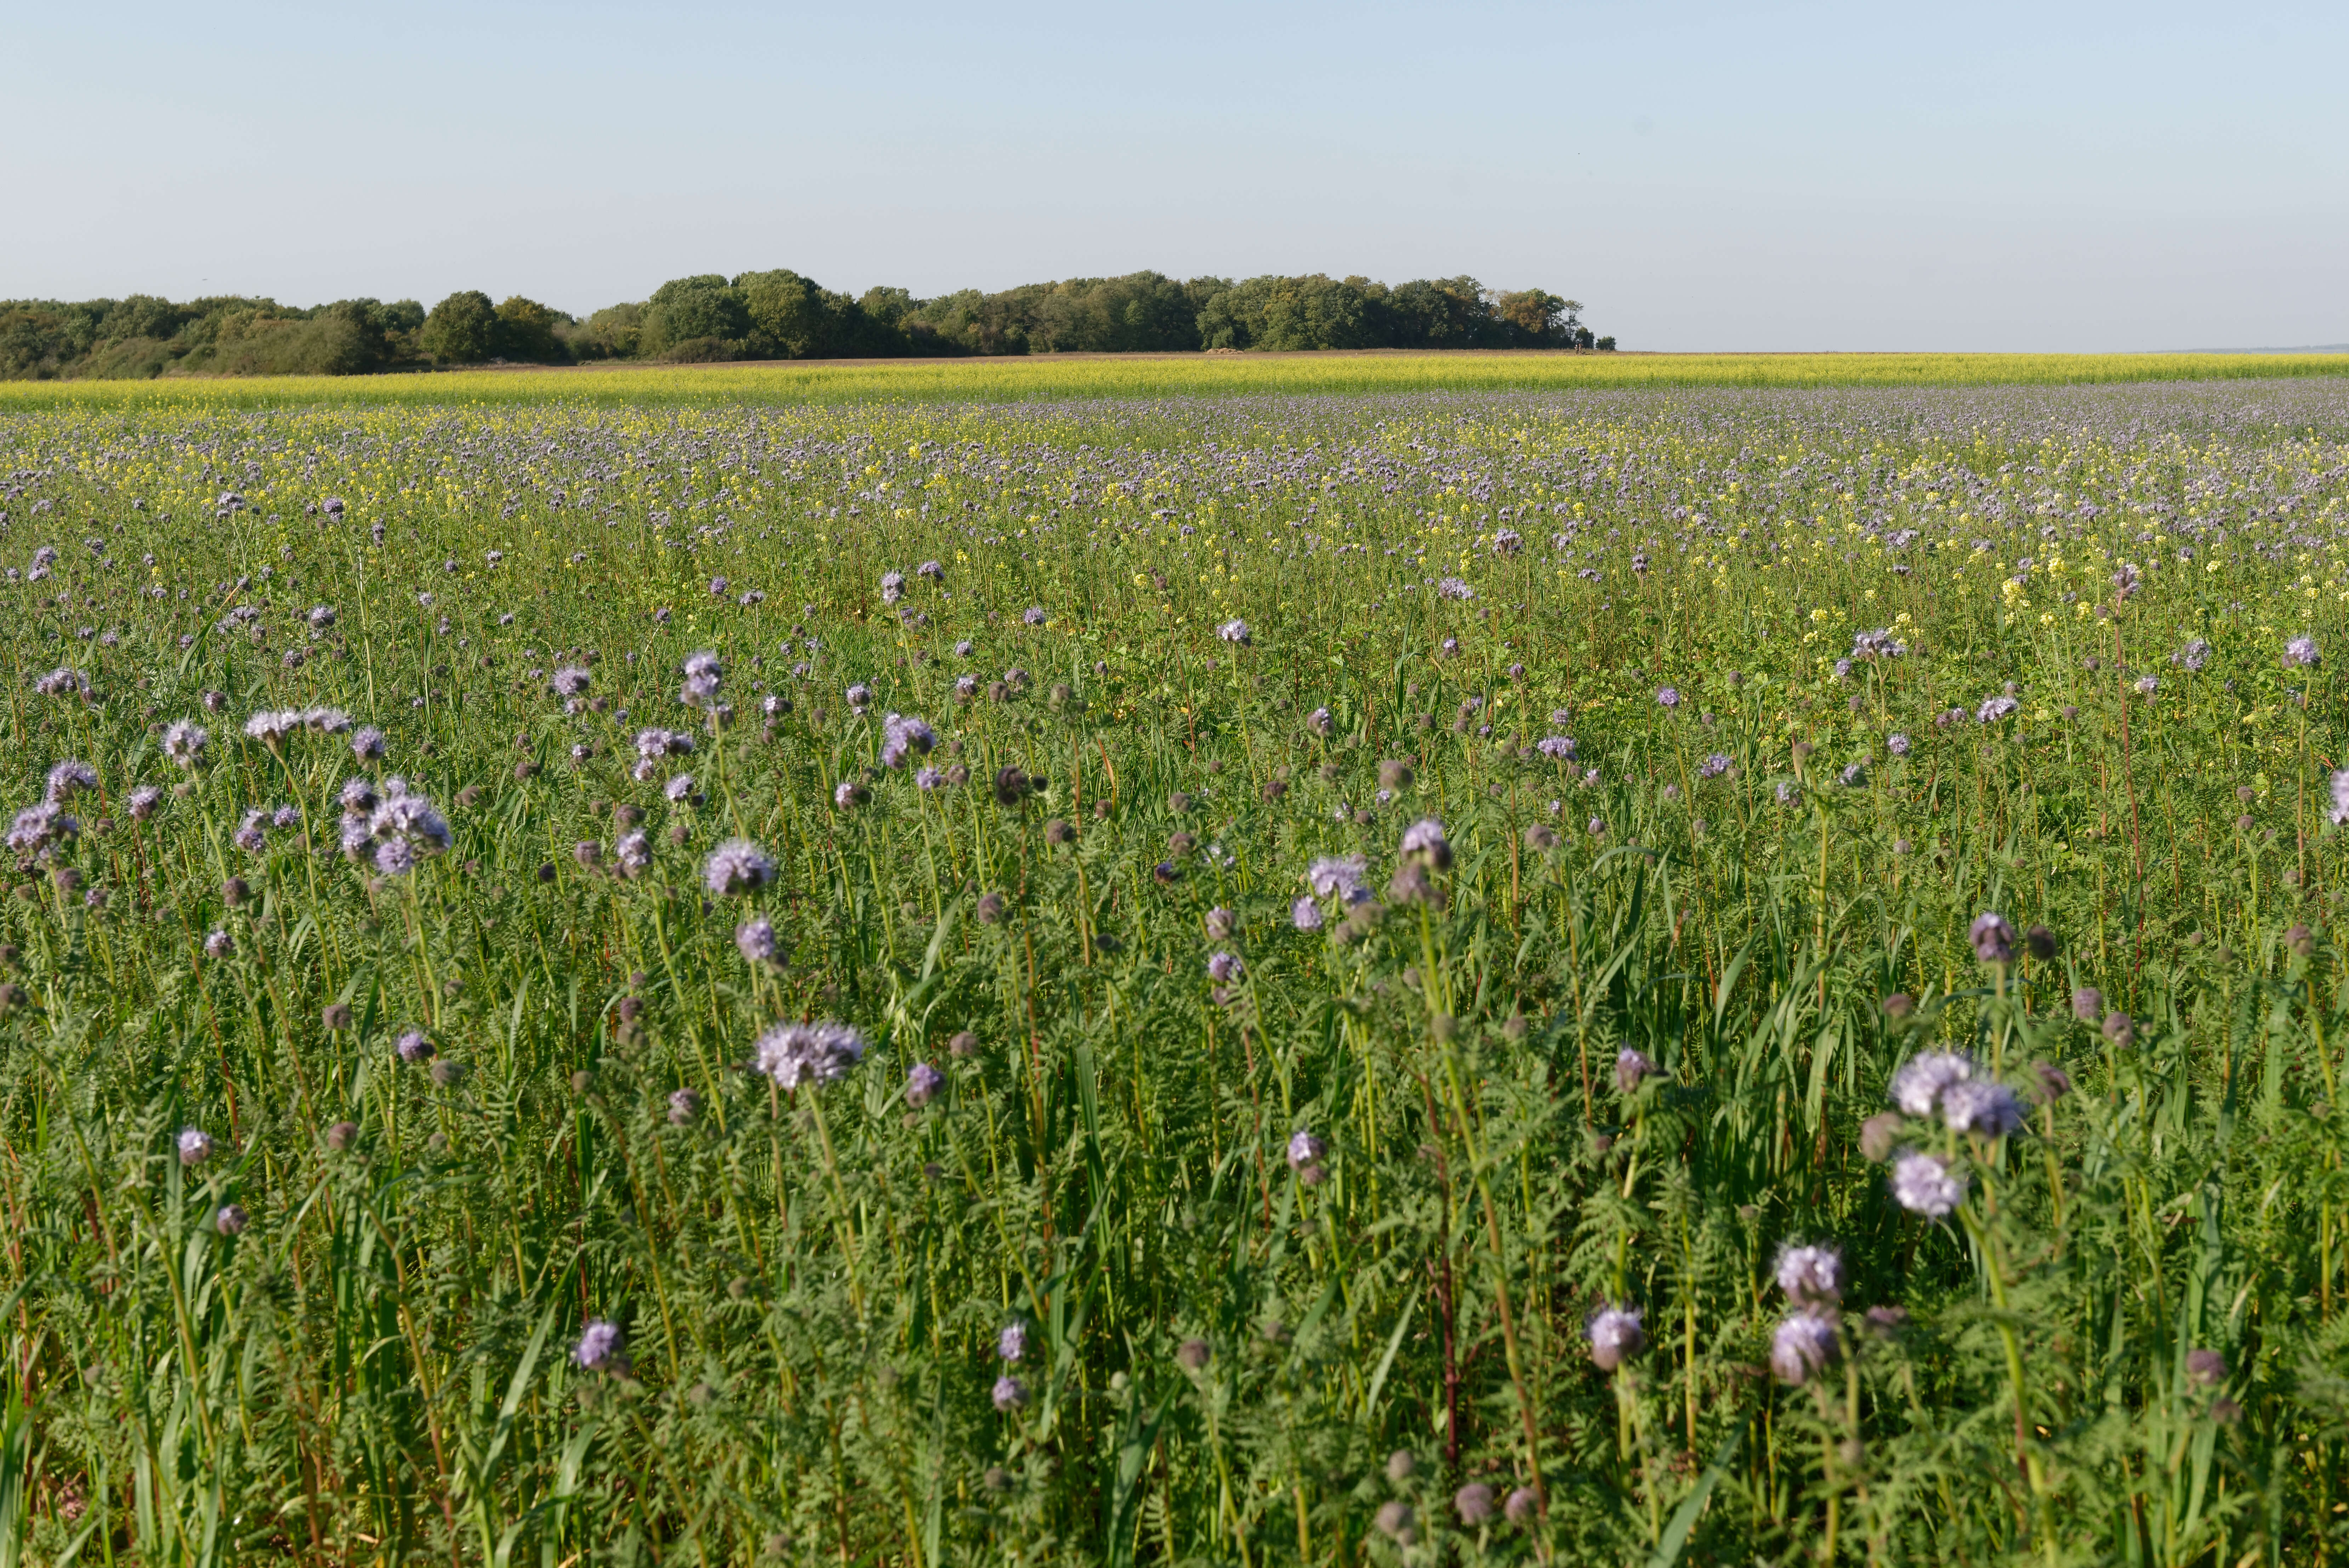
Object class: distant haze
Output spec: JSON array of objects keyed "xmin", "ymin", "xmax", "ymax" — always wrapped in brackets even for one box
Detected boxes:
[{"xmin": 5, "ymin": 0, "xmax": 2344, "ymax": 353}]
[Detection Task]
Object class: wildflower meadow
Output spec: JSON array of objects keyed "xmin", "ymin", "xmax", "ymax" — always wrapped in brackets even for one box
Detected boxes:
[{"xmin": 6, "ymin": 371, "xmax": 2349, "ymax": 1565}]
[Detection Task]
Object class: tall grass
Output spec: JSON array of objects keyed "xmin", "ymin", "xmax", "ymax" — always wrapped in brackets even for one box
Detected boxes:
[{"xmin": 2, "ymin": 380, "xmax": 2348, "ymax": 1564}]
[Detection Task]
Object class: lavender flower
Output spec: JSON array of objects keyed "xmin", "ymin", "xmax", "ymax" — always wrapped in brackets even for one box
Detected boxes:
[
  {"xmin": 163, "ymin": 720, "xmax": 208, "ymax": 767},
  {"xmin": 879, "ymin": 712, "xmax": 935, "ymax": 768},
  {"xmin": 736, "ymin": 916, "xmax": 782, "ymax": 966},
  {"xmin": 752, "ymin": 1020, "xmax": 868, "ymax": 1088},
  {"xmin": 1941, "ymin": 1079, "xmax": 2025, "ymax": 1138},
  {"xmin": 1969, "ymin": 912, "xmax": 2017, "ymax": 963},
  {"xmin": 615, "ymin": 831, "xmax": 650, "ymax": 876},
  {"xmin": 1614, "ymin": 1048, "xmax": 1658, "ymax": 1094},
  {"xmin": 1892, "ymin": 1151, "xmax": 1966, "ymax": 1217},
  {"xmin": 703, "ymin": 839, "xmax": 775, "ymax": 897},
  {"xmin": 1307, "ymin": 854, "xmax": 1369, "ymax": 903},
  {"xmin": 1889, "ymin": 1050, "xmax": 1975, "ymax": 1118},
  {"xmin": 1774, "ymin": 1244, "xmax": 1844, "ymax": 1308},
  {"xmin": 1770, "ymin": 1313, "xmax": 1838, "ymax": 1385},
  {"xmin": 1399, "ymin": 819, "xmax": 1451, "ymax": 870},
  {"xmin": 44, "ymin": 760, "xmax": 96, "ymax": 802},
  {"xmin": 244, "ymin": 710, "xmax": 303, "ymax": 747},
  {"xmin": 575, "ymin": 1320, "xmax": 624, "ymax": 1371},
  {"xmin": 1587, "ymin": 1306, "xmax": 1645, "ymax": 1370}
]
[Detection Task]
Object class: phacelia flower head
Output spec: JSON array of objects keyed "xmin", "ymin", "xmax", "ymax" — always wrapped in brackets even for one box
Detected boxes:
[
  {"xmin": 703, "ymin": 839, "xmax": 775, "ymax": 897},
  {"xmin": 1770, "ymin": 1312, "xmax": 1838, "ymax": 1386},
  {"xmin": 736, "ymin": 916, "xmax": 783, "ymax": 966},
  {"xmin": 2285, "ymin": 636, "xmax": 2321, "ymax": 669},
  {"xmin": 1206, "ymin": 951, "xmax": 1243, "ymax": 983},
  {"xmin": 1307, "ymin": 854, "xmax": 1369, "ymax": 904},
  {"xmin": 1614, "ymin": 1048, "xmax": 1659, "ymax": 1094},
  {"xmin": 575, "ymin": 1319, "xmax": 624, "ymax": 1371},
  {"xmin": 1889, "ymin": 1050, "xmax": 1975, "ymax": 1118},
  {"xmin": 906, "ymin": 1061, "xmax": 944, "ymax": 1107},
  {"xmin": 1892, "ymin": 1151, "xmax": 1966, "ymax": 1217},
  {"xmin": 1291, "ymin": 896, "xmax": 1324, "ymax": 931},
  {"xmin": 879, "ymin": 570, "xmax": 905, "ymax": 604},
  {"xmin": 244, "ymin": 709, "xmax": 304, "ymax": 747},
  {"xmin": 33, "ymin": 667, "xmax": 90, "ymax": 700},
  {"xmin": 1941, "ymin": 1079, "xmax": 2025, "ymax": 1138},
  {"xmin": 44, "ymin": 759, "xmax": 97, "ymax": 802},
  {"xmin": 753, "ymin": 1020, "xmax": 868, "ymax": 1089},
  {"xmin": 992, "ymin": 1374, "xmax": 1027, "ymax": 1410},
  {"xmin": 1216, "ymin": 618, "xmax": 1250, "ymax": 644},
  {"xmin": 178, "ymin": 1126, "xmax": 214, "ymax": 1164},
  {"xmin": 1588, "ymin": 1305, "xmax": 1645, "ymax": 1370},
  {"xmin": 1399, "ymin": 819, "xmax": 1451, "ymax": 871},
  {"xmin": 1774, "ymin": 1243, "xmax": 1844, "ymax": 1309},
  {"xmin": 1977, "ymin": 695, "xmax": 2019, "ymax": 724},
  {"xmin": 163, "ymin": 719, "xmax": 209, "ymax": 767},
  {"xmin": 396, "ymin": 1029, "xmax": 434, "ymax": 1063},
  {"xmin": 351, "ymin": 726, "xmax": 386, "ymax": 763},
  {"xmin": 1969, "ymin": 912, "xmax": 2017, "ymax": 963},
  {"xmin": 997, "ymin": 1320, "xmax": 1028, "ymax": 1362},
  {"xmin": 879, "ymin": 712, "xmax": 934, "ymax": 768},
  {"xmin": 1286, "ymin": 1129, "xmax": 1326, "ymax": 1169}
]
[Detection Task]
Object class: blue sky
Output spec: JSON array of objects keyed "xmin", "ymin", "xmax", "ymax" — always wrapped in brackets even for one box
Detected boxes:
[{"xmin": 5, "ymin": 0, "xmax": 2343, "ymax": 350}]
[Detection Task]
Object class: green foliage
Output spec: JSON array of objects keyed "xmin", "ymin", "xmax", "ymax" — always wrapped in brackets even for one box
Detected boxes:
[
  {"xmin": 492, "ymin": 296, "xmax": 569, "ymax": 364},
  {"xmin": 421, "ymin": 290, "xmax": 501, "ymax": 365},
  {"xmin": 3, "ymin": 271, "xmax": 1611, "ymax": 379},
  {"xmin": 0, "ymin": 295, "xmax": 423, "ymax": 379}
]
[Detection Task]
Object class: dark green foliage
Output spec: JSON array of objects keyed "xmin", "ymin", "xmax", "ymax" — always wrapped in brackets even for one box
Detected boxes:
[
  {"xmin": 421, "ymin": 289, "xmax": 501, "ymax": 365},
  {"xmin": 0, "ymin": 294, "xmax": 425, "ymax": 379},
  {"xmin": 2, "ymin": 271, "xmax": 1610, "ymax": 379}
]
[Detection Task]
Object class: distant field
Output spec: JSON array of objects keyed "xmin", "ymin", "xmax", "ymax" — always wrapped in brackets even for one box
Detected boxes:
[{"xmin": 5, "ymin": 348, "xmax": 2349, "ymax": 409}]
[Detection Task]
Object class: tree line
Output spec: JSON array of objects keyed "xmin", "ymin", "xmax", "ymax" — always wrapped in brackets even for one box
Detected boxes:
[{"xmin": 0, "ymin": 270, "xmax": 1614, "ymax": 379}]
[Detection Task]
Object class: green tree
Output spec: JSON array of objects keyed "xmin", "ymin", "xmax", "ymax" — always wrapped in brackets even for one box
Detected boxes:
[
  {"xmin": 420, "ymin": 290, "xmax": 498, "ymax": 364},
  {"xmin": 641, "ymin": 275, "xmax": 749, "ymax": 358},
  {"xmin": 493, "ymin": 296, "xmax": 569, "ymax": 363}
]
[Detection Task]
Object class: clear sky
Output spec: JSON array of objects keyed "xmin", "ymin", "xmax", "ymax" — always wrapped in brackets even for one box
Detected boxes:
[{"xmin": 6, "ymin": 0, "xmax": 2343, "ymax": 351}]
